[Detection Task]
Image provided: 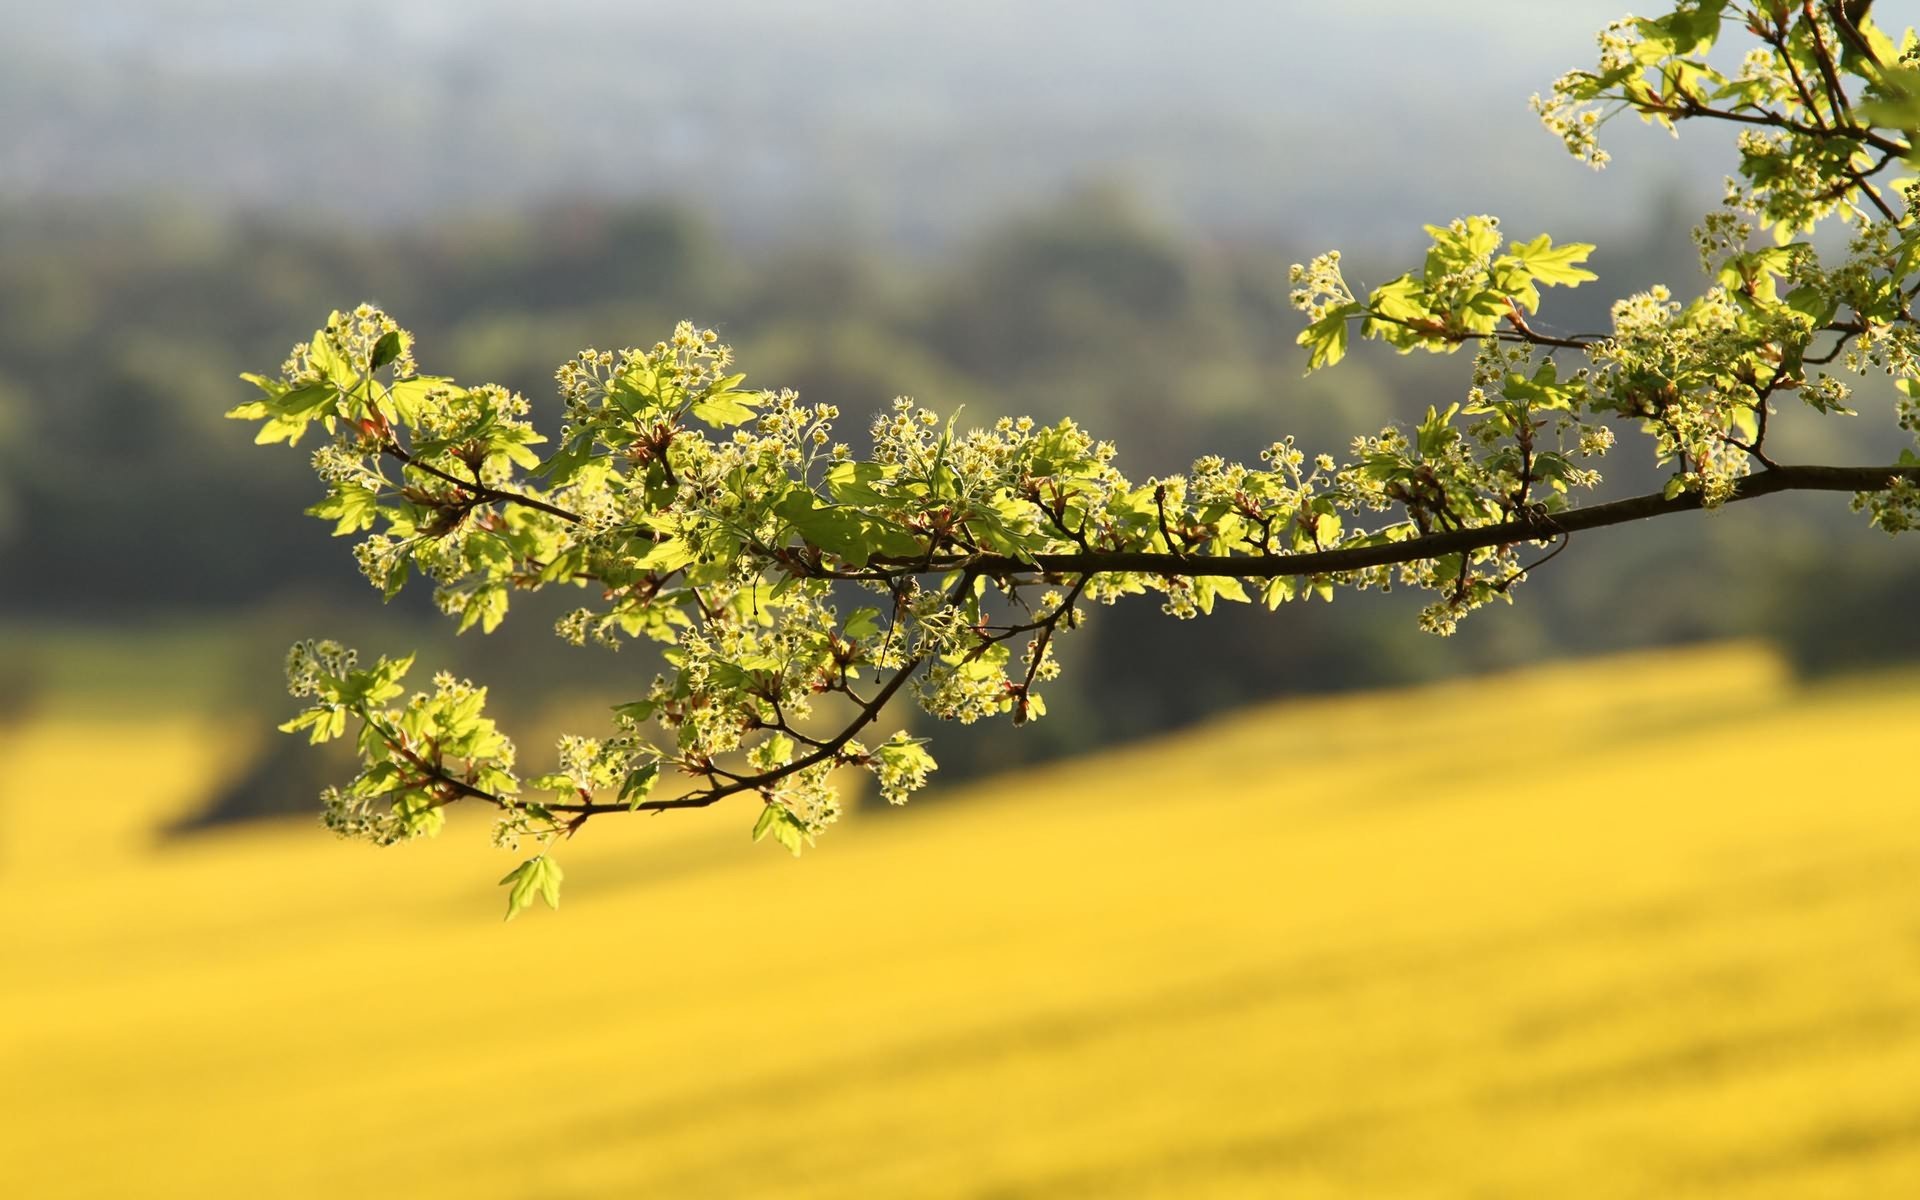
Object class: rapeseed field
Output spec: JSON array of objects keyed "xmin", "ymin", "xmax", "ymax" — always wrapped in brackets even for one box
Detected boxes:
[{"xmin": 5, "ymin": 642, "xmax": 1919, "ymax": 1197}]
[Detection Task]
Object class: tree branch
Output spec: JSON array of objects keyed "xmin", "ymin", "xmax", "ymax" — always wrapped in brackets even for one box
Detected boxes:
[
  {"xmin": 353, "ymin": 463, "xmax": 1920, "ymax": 830},
  {"xmin": 1648, "ymin": 97, "xmax": 1910, "ymax": 158},
  {"xmin": 381, "ymin": 442, "xmax": 584, "ymax": 525},
  {"xmin": 946, "ymin": 463, "xmax": 1920, "ymax": 580},
  {"xmin": 553, "ymin": 655, "xmax": 927, "ymax": 815}
]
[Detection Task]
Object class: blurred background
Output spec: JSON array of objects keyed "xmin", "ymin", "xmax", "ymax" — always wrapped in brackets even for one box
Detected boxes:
[{"xmin": 6, "ymin": 2, "xmax": 1920, "ymax": 1195}]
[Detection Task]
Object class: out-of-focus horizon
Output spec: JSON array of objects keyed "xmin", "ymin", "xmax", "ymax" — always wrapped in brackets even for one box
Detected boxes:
[
  {"xmin": 9, "ymin": 0, "xmax": 1698, "ymax": 244},
  {"xmin": 4, "ymin": 1, "xmax": 1918, "ymax": 800}
]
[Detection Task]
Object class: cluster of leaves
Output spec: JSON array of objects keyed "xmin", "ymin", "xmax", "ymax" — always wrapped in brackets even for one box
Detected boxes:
[{"xmin": 238, "ymin": 0, "xmax": 1920, "ymax": 914}]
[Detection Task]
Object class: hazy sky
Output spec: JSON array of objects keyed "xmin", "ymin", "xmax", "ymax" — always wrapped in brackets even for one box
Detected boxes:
[{"xmin": 4, "ymin": 1, "xmax": 1718, "ymax": 244}]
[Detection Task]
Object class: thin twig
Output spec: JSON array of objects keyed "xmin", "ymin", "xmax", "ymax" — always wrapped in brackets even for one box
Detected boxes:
[{"xmin": 381, "ymin": 442, "xmax": 583, "ymax": 525}]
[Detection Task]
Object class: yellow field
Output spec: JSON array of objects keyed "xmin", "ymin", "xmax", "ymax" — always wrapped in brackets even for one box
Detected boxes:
[{"xmin": 5, "ymin": 642, "xmax": 1920, "ymax": 1198}]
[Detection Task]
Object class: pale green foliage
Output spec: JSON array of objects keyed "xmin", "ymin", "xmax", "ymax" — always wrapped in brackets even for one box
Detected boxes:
[
  {"xmin": 235, "ymin": 2, "xmax": 1920, "ymax": 910},
  {"xmin": 499, "ymin": 855, "xmax": 563, "ymax": 921},
  {"xmin": 280, "ymin": 640, "xmax": 516, "ymax": 848}
]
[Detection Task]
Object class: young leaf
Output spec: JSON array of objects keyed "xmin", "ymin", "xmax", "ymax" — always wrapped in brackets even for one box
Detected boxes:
[
  {"xmin": 844, "ymin": 607, "xmax": 884, "ymax": 639},
  {"xmin": 1297, "ymin": 302, "xmax": 1362, "ymax": 371},
  {"xmin": 620, "ymin": 763, "xmax": 660, "ymax": 809},
  {"xmin": 1509, "ymin": 234, "xmax": 1598, "ymax": 288},
  {"xmin": 368, "ymin": 330, "xmax": 405, "ymax": 372},
  {"xmin": 751, "ymin": 803, "xmax": 809, "ymax": 856},
  {"xmin": 499, "ymin": 855, "xmax": 563, "ymax": 921},
  {"xmin": 690, "ymin": 392, "xmax": 758, "ymax": 428}
]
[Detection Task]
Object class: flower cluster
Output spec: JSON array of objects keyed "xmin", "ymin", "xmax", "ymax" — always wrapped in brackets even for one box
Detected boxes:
[
  {"xmin": 279, "ymin": 302, "xmax": 418, "ymax": 387},
  {"xmin": 1287, "ymin": 251, "xmax": 1353, "ymax": 322}
]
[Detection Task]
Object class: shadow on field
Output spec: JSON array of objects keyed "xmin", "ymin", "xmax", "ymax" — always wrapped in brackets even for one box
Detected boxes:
[
  {"xmin": 166, "ymin": 735, "xmax": 352, "ymax": 835},
  {"xmin": 0, "ymin": 658, "xmax": 41, "ymax": 728}
]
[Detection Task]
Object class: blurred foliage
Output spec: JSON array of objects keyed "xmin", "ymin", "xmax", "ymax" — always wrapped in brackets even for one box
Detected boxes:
[{"xmin": 2, "ymin": 188, "xmax": 1914, "ymax": 791}]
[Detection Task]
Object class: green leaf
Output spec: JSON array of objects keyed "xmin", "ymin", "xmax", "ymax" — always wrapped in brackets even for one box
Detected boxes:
[
  {"xmin": 612, "ymin": 698, "xmax": 660, "ymax": 722},
  {"xmin": 1508, "ymin": 234, "xmax": 1598, "ymax": 288},
  {"xmin": 307, "ymin": 483, "xmax": 380, "ymax": 536},
  {"xmin": 380, "ymin": 556, "xmax": 411, "ymax": 601},
  {"xmin": 636, "ymin": 538, "xmax": 699, "ymax": 573},
  {"xmin": 1423, "ymin": 217, "xmax": 1503, "ymax": 283},
  {"xmin": 609, "ymin": 374, "xmax": 658, "ymax": 418},
  {"xmin": 1635, "ymin": 1, "xmax": 1726, "ymax": 57},
  {"xmin": 368, "ymin": 330, "xmax": 405, "ymax": 372},
  {"xmin": 537, "ymin": 429, "xmax": 598, "ymax": 484},
  {"xmin": 761, "ymin": 732, "xmax": 796, "ymax": 765},
  {"xmin": 620, "ymin": 763, "xmax": 660, "ymax": 809},
  {"xmin": 1190, "ymin": 576, "xmax": 1251, "ymax": 614},
  {"xmin": 826, "ymin": 461, "xmax": 890, "ymax": 505},
  {"xmin": 306, "ymin": 318, "xmax": 354, "ymax": 386},
  {"xmin": 386, "ymin": 376, "xmax": 454, "ymax": 424},
  {"xmin": 689, "ymin": 392, "xmax": 758, "ymax": 428},
  {"xmin": 844, "ymin": 607, "xmax": 883, "ymax": 639},
  {"xmin": 751, "ymin": 803, "xmax": 809, "ymax": 856},
  {"xmin": 750, "ymin": 803, "xmax": 778, "ymax": 842},
  {"xmin": 1297, "ymin": 303, "xmax": 1361, "ymax": 371},
  {"xmin": 775, "ymin": 493, "xmax": 878, "ymax": 565},
  {"xmin": 1415, "ymin": 403, "xmax": 1461, "ymax": 458},
  {"xmin": 455, "ymin": 583, "xmax": 510, "ymax": 634},
  {"xmin": 1210, "ymin": 576, "xmax": 1251, "ymax": 605},
  {"xmin": 1260, "ymin": 577, "xmax": 1296, "ymax": 609},
  {"xmin": 393, "ymin": 792, "xmax": 446, "ymax": 839},
  {"xmin": 499, "ymin": 855, "xmax": 563, "ymax": 920},
  {"xmin": 1369, "ymin": 275, "xmax": 1430, "ymax": 323},
  {"xmin": 278, "ymin": 705, "xmax": 346, "ymax": 745},
  {"xmin": 538, "ymin": 857, "xmax": 564, "ymax": 909},
  {"xmin": 1783, "ymin": 284, "xmax": 1840, "ymax": 328}
]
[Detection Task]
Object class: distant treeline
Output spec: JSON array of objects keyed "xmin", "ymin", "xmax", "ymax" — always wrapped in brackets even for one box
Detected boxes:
[{"xmin": 2, "ymin": 192, "xmax": 1914, "ymax": 777}]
